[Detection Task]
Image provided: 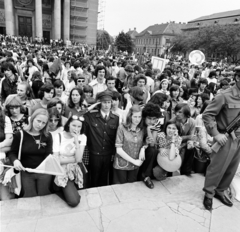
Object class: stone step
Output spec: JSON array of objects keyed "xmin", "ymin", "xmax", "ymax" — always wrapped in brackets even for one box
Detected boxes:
[{"xmin": 1, "ymin": 173, "xmax": 240, "ymax": 232}]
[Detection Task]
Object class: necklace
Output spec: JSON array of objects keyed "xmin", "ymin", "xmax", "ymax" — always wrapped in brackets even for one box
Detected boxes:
[{"xmin": 31, "ymin": 134, "xmax": 42, "ymax": 149}]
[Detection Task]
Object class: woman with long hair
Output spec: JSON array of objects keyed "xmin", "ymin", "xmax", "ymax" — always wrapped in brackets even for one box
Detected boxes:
[
  {"xmin": 1, "ymin": 62, "xmax": 19, "ymax": 102},
  {"xmin": 8, "ymin": 109, "xmax": 53, "ymax": 198},
  {"xmin": 64, "ymin": 87, "xmax": 99, "ymax": 118},
  {"xmin": 113, "ymin": 105, "xmax": 145, "ymax": 184},
  {"xmin": 0, "ymin": 106, "xmax": 14, "ymax": 200},
  {"xmin": 4, "ymin": 95, "xmax": 29, "ymax": 133},
  {"xmin": 47, "ymin": 107, "xmax": 64, "ymax": 139},
  {"xmin": 53, "ymin": 115, "xmax": 86, "ymax": 207},
  {"xmin": 31, "ymin": 83, "xmax": 55, "ymax": 114},
  {"xmin": 153, "ymin": 119, "xmax": 182, "ymax": 180},
  {"xmin": 16, "ymin": 81, "xmax": 37, "ymax": 115}
]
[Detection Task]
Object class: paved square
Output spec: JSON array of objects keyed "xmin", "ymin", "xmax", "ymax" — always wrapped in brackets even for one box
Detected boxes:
[{"xmin": 1, "ymin": 174, "xmax": 240, "ymax": 232}]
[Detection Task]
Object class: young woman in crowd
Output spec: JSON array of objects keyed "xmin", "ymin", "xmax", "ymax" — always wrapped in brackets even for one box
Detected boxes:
[
  {"xmin": 64, "ymin": 71, "xmax": 77, "ymax": 98},
  {"xmin": 195, "ymin": 93, "xmax": 210, "ymax": 113},
  {"xmin": 154, "ymin": 119, "xmax": 182, "ymax": 180},
  {"xmin": 113, "ymin": 105, "xmax": 145, "ymax": 184},
  {"xmin": 16, "ymin": 81, "xmax": 37, "ymax": 115},
  {"xmin": 4, "ymin": 95, "xmax": 29, "ymax": 133},
  {"xmin": 31, "ymin": 71, "xmax": 44, "ymax": 97},
  {"xmin": 31, "ymin": 83, "xmax": 55, "ymax": 114},
  {"xmin": 154, "ymin": 79, "xmax": 170, "ymax": 96},
  {"xmin": 53, "ymin": 80, "xmax": 68, "ymax": 104},
  {"xmin": 53, "ymin": 115, "xmax": 86, "ymax": 207},
  {"xmin": 47, "ymin": 107, "xmax": 64, "ymax": 139},
  {"xmin": 8, "ymin": 109, "xmax": 53, "ymax": 198},
  {"xmin": 168, "ymin": 85, "xmax": 180, "ymax": 119},
  {"xmin": 64, "ymin": 87, "xmax": 86, "ymax": 117},
  {"xmin": 1, "ymin": 62, "xmax": 19, "ymax": 102},
  {"xmin": 0, "ymin": 106, "xmax": 14, "ymax": 200}
]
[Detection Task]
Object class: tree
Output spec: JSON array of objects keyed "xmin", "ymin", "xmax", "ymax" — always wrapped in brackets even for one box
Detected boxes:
[
  {"xmin": 97, "ymin": 30, "xmax": 112, "ymax": 50},
  {"xmin": 115, "ymin": 32, "xmax": 134, "ymax": 54},
  {"xmin": 171, "ymin": 24, "xmax": 240, "ymax": 62}
]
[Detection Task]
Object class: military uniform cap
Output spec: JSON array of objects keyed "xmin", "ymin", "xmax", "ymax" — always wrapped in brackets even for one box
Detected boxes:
[{"xmin": 96, "ymin": 90, "xmax": 113, "ymax": 101}]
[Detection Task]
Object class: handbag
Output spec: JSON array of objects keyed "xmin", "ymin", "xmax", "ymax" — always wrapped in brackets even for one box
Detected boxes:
[
  {"xmin": 157, "ymin": 148, "xmax": 182, "ymax": 172},
  {"xmin": 14, "ymin": 130, "xmax": 23, "ymax": 195}
]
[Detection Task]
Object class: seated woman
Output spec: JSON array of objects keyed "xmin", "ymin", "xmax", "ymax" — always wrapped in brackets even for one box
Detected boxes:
[
  {"xmin": 0, "ymin": 106, "xmax": 14, "ymax": 200},
  {"xmin": 53, "ymin": 115, "xmax": 86, "ymax": 207},
  {"xmin": 8, "ymin": 109, "xmax": 53, "ymax": 198},
  {"xmin": 154, "ymin": 120, "xmax": 182, "ymax": 180},
  {"xmin": 4, "ymin": 95, "xmax": 29, "ymax": 133},
  {"xmin": 113, "ymin": 105, "xmax": 145, "ymax": 184}
]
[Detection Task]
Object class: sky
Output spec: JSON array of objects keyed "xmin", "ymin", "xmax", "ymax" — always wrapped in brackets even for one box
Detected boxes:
[{"xmin": 102, "ymin": 0, "xmax": 240, "ymax": 36}]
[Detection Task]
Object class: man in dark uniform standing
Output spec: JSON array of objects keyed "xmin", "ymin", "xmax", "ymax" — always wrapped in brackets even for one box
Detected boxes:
[
  {"xmin": 202, "ymin": 66, "xmax": 240, "ymax": 210},
  {"xmin": 84, "ymin": 90, "xmax": 119, "ymax": 187}
]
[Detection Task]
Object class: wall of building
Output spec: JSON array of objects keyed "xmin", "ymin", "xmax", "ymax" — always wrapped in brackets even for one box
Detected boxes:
[
  {"xmin": 0, "ymin": 0, "xmax": 98, "ymax": 45},
  {"xmin": 70, "ymin": 0, "xmax": 98, "ymax": 45}
]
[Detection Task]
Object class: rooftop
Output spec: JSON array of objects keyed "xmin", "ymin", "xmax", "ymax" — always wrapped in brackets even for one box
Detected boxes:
[
  {"xmin": 136, "ymin": 22, "xmax": 185, "ymax": 37},
  {"xmin": 188, "ymin": 9, "xmax": 240, "ymax": 23},
  {"xmin": 1, "ymin": 173, "xmax": 240, "ymax": 232}
]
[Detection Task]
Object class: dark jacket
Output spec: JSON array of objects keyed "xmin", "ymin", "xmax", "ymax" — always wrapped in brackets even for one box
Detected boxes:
[
  {"xmin": 1, "ymin": 75, "xmax": 18, "ymax": 102},
  {"xmin": 84, "ymin": 110, "xmax": 119, "ymax": 155}
]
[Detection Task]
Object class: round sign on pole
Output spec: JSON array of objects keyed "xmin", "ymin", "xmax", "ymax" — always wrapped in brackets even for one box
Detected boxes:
[{"xmin": 189, "ymin": 50, "xmax": 205, "ymax": 65}]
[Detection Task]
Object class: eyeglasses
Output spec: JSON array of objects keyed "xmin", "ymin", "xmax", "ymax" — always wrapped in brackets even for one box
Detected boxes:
[
  {"xmin": 72, "ymin": 115, "xmax": 85, "ymax": 122},
  {"xmin": 49, "ymin": 118, "xmax": 60, "ymax": 123},
  {"xmin": 77, "ymin": 79, "xmax": 85, "ymax": 83}
]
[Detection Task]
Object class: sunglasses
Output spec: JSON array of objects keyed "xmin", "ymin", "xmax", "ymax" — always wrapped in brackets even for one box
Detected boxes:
[{"xmin": 72, "ymin": 115, "xmax": 85, "ymax": 122}]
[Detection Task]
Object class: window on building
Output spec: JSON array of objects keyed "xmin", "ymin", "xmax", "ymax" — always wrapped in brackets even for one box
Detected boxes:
[{"xmin": 166, "ymin": 38, "xmax": 171, "ymax": 44}]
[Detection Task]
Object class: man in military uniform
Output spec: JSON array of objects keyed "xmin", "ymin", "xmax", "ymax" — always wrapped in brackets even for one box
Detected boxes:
[
  {"xmin": 84, "ymin": 90, "xmax": 119, "ymax": 187},
  {"xmin": 202, "ymin": 66, "xmax": 240, "ymax": 210}
]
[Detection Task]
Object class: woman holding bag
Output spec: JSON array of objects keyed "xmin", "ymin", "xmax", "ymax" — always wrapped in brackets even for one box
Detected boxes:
[
  {"xmin": 52, "ymin": 114, "xmax": 86, "ymax": 207},
  {"xmin": 8, "ymin": 108, "xmax": 53, "ymax": 198},
  {"xmin": 153, "ymin": 120, "xmax": 182, "ymax": 180},
  {"xmin": 113, "ymin": 105, "xmax": 145, "ymax": 184}
]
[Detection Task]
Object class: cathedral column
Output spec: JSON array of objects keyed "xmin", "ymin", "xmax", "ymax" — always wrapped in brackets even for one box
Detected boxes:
[
  {"xmin": 63, "ymin": 0, "xmax": 70, "ymax": 42},
  {"xmin": 4, "ymin": 0, "xmax": 14, "ymax": 35},
  {"xmin": 54, "ymin": 0, "xmax": 61, "ymax": 39},
  {"xmin": 35, "ymin": 0, "xmax": 43, "ymax": 38}
]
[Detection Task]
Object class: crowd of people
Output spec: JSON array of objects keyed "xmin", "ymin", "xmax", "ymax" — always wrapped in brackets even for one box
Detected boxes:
[{"xmin": 0, "ymin": 43, "xmax": 239, "ymax": 211}]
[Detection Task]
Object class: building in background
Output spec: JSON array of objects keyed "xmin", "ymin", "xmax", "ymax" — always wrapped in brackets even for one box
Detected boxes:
[
  {"xmin": 0, "ymin": 0, "xmax": 99, "ymax": 45},
  {"xmin": 126, "ymin": 27, "xmax": 138, "ymax": 43},
  {"xmin": 183, "ymin": 9, "xmax": 240, "ymax": 33},
  {"xmin": 135, "ymin": 22, "xmax": 185, "ymax": 56}
]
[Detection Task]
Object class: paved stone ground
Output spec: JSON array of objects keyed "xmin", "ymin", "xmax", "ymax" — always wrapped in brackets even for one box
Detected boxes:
[{"xmin": 1, "ymin": 174, "xmax": 240, "ymax": 232}]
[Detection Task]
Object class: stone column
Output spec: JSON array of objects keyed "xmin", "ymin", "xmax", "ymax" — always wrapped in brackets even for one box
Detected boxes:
[
  {"xmin": 35, "ymin": 0, "xmax": 43, "ymax": 38},
  {"xmin": 63, "ymin": 0, "xmax": 70, "ymax": 42},
  {"xmin": 4, "ymin": 0, "xmax": 14, "ymax": 35},
  {"xmin": 54, "ymin": 0, "xmax": 61, "ymax": 39}
]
